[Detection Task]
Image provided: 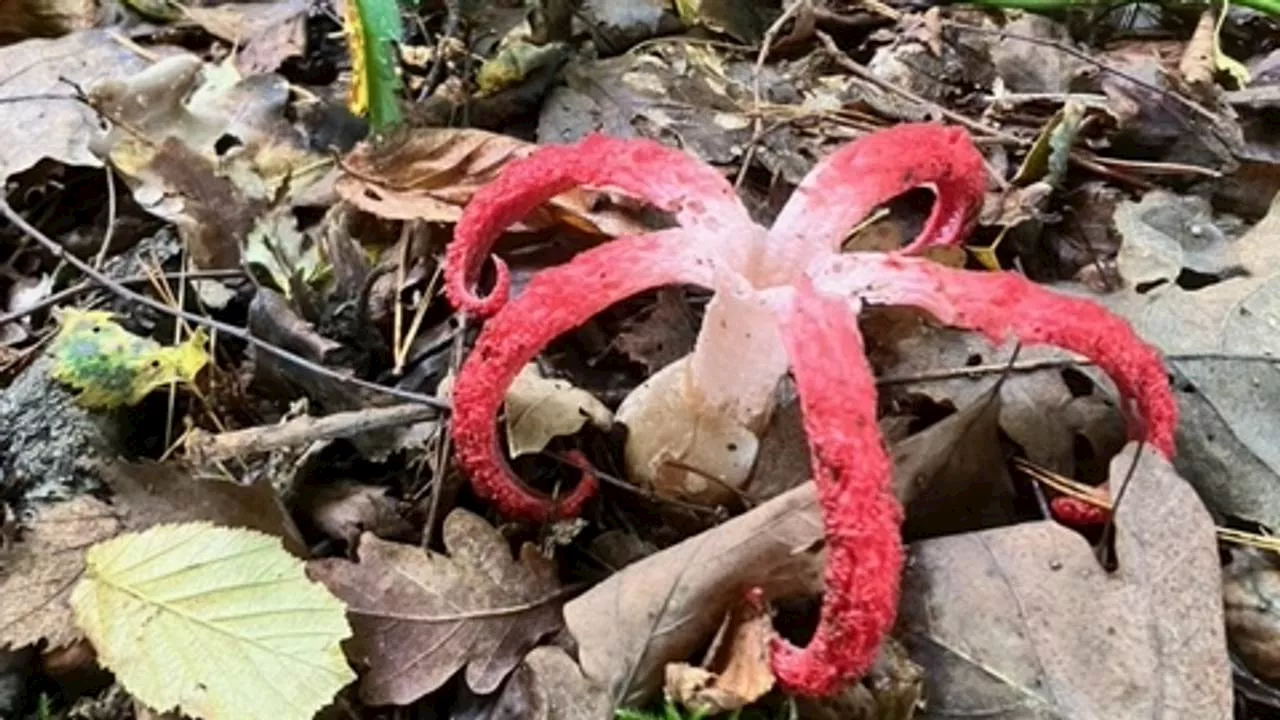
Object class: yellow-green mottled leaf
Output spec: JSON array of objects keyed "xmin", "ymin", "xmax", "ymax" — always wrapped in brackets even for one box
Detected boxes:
[
  {"xmin": 475, "ymin": 42, "xmax": 567, "ymax": 95},
  {"xmin": 70, "ymin": 523, "xmax": 355, "ymax": 720},
  {"xmin": 49, "ymin": 309, "xmax": 209, "ymax": 409}
]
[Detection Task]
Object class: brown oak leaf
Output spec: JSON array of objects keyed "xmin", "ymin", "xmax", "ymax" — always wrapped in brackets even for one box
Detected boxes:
[{"xmin": 307, "ymin": 508, "xmax": 565, "ymax": 705}]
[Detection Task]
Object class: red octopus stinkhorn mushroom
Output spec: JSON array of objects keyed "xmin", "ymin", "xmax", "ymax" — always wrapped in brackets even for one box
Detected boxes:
[{"xmin": 442, "ymin": 124, "xmax": 1178, "ymax": 697}]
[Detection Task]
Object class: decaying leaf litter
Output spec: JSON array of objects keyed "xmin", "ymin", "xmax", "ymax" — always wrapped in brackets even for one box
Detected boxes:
[{"xmin": 1, "ymin": 0, "xmax": 1278, "ymax": 718}]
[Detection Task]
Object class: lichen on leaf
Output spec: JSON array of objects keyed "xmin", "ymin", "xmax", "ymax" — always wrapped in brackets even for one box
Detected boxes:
[{"xmin": 49, "ymin": 308, "xmax": 209, "ymax": 409}]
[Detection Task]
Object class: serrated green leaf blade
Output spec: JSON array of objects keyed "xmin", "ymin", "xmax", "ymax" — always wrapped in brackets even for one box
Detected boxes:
[{"xmin": 71, "ymin": 523, "xmax": 355, "ymax": 720}]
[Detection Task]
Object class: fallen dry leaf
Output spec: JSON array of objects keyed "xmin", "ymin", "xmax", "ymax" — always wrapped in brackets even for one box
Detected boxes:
[
  {"xmin": 87, "ymin": 54, "xmax": 330, "ymax": 275},
  {"xmin": 488, "ymin": 646, "xmax": 613, "ymax": 720},
  {"xmin": 564, "ymin": 477, "xmax": 821, "ymax": 707},
  {"xmin": 181, "ymin": 0, "xmax": 307, "ymax": 75},
  {"xmin": 876, "ymin": 326, "xmax": 1126, "ymax": 480},
  {"xmin": 505, "ymin": 363, "xmax": 613, "ymax": 458},
  {"xmin": 97, "ymin": 458, "xmax": 307, "ymax": 557},
  {"xmin": 335, "ymin": 126, "xmax": 647, "ymax": 237},
  {"xmin": 664, "ymin": 597, "xmax": 774, "ymax": 715},
  {"xmin": 307, "ymin": 509, "xmax": 565, "ymax": 705},
  {"xmin": 1224, "ymin": 548, "xmax": 1280, "ymax": 684},
  {"xmin": 899, "ymin": 443, "xmax": 1231, "ymax": 719},
  {"xmin": 0, "ymin": 0, "xmax": 94, "ymax": 39},
  {"xmin": 751, "ymin": 380, "xmax": 1017, "ymax": 540},
  {"xmin": 566, "ymin": 389, "xmax": 1011, "ymax": 705},
  {"xmin": 0, "ymin": 496, "xmax": 123, "ymax": 651},
  {"xmin": 295, "ymin": 482, "xmax": 414, "ymax": 547},
  {"xmin": 613, "ymin": 289, "xmax": 697, "ymax": 374},
  {"xmin": 1105, "ymin": 191, "xmax": 1280, "ymax": 530},
  {"xmin": 1179, "ymin": 11, "xmax": 1217, "ymax": 97},
  {"xmin": 0, "ymin": 31, "xmax": 153, "ymax": 184}
]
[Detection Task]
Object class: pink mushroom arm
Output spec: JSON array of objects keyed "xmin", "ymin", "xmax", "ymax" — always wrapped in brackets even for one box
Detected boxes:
[
  {"xmin": 811, "ymin": 254, "xmax": 1177, "ymax": 456},
  {"xmin": 446, "ymin": 134, "xmax": 750, "ymax": 317},
  {"xmin": 765, "ymin": 124, "xmax": 988, "ymax": 276},
  {"xmin": 450, "ymin": 230, "xmax": 721, "ymax": 522},
  {"xmin": 766, "ymin": 281, "xmax": 904, "ymax": 696}
]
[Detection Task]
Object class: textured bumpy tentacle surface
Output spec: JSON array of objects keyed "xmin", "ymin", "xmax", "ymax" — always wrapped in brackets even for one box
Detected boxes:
[
  {"xmin": 443, "ymin": 123, "xmax": 1178, "ymax": 698},
  {"xmin": 810, "ymin": 254, "xmax": 1177, "ymax": 455},
  {"xmin": 764, "ymin": 124, "xmax": 988, "ymax": 280},
  {"xmin": 449, "ymin": 230, "xmax": 721, "ymax": 521},
  {"xmin": 767, "ymin": 281, "xmax": 904, "ymax": 696},
  {"xmin": 445, "ymin": 134, "xmax": 751, "ymax": 317}
]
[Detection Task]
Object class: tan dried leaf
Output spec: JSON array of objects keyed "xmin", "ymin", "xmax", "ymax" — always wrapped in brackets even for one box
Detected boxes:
[
  {"xmin": 1224, "ymin": 548, "xmax": 1280, "ymax": 684},
  {"xmin": 181, "ymin": 0, "xmax": 307, "ymax": 75},
  {"xmin": 335, "ymin": 127, "xmax": 647, "ymax": 237},
  {"xmin": 899, "ymin": 443, "xmax": 1231, "ymax": 718},
  {"xmin": 492, "ymin": 647, "xmax": 613, "ymax": 720},
  {"xmin": 0, "ymin": 497, "xmax": 123, "ymax": 650},
  {"xmin": 0, "ymin": 31, "xmax": 151, "ymax": 184},
  {"xmin": 1179, "ymin": 11, "xmax": 1216, "ymax": 96},
  {"xmin": 664, "ymin": 599, "xmax": 774, "ymax": 715},
  {"xmin": 307, "ymin": 509, "xmax": 566, "ymax": 705},
  {"xmin": 97, "ymin": 458, "xmax": 308, "ymax": 556},
  {"xmin": 505, "ymin": 363, "xmax": 613, "ymax": 458}
]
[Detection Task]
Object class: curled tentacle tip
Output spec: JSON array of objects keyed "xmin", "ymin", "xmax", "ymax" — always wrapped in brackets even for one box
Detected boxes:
[{"xmin": 445, "ymin": 256, "xmax": 511, "ymax": 318}]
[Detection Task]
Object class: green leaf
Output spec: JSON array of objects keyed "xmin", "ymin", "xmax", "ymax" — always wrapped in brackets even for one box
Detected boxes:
[
  {"xmin": 343, "ymin": 0, "xmax": 404, "ymax": 132},
  {"xmin": 71, "ymin": 523, "xmax": 355, "ymax": 720}
]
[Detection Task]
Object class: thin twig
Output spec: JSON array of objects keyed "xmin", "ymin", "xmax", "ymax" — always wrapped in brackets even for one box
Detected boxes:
[
  {"xmin": 92, "ymin": 166, "xmax": 117, "ymax": 271},
  {"xmin": 876, "ymin": 350, "xmax": 1280, "ymax": 387},
  {"xmin": 186, "ymin": 403, "xmax": 439, "ymax": 463},
  {"xmin": 419, "ymin": 0, "xmax": 462, "ymax": 101},
  {"xmin": 736, "ymin": 0, "xmax": 809, "ymax": 189},
  {"xmin": 0, "ymin": 268, "xmax": 244, "ymax": 328},
  {"xmin": 1019, "ymin": 458, "xmax": 1280, "ymax": 554},
  {"xmin": 0, "ymin": 198, "xmax": 451, "ymax": 411},
  {"xmin": 942, "ymin": 21, "xmax": 1225, "ymax": 128},
  {"xmin": 815, "ymin": 30, "xmax": 1021, "ymax": 144}
]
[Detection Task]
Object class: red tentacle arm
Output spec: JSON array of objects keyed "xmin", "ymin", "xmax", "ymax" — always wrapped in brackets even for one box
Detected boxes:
[
  {"xmin": 450, "ymin": 230, "xmax": 721, "ymax": 522},
  {"xmin": 766, "ymin": 281, "xmax": 904, "ymax": 697},
  {"xmin": 445, "ymin": 134, "xmax": 751, "ymax": 318},
  {"xmin": 811, "ymin": 255, "xmax": 1177, "ymax": 456},
  {"xmin": 764, "ymin": 124, "xmax": 987, "ymax": 279}
]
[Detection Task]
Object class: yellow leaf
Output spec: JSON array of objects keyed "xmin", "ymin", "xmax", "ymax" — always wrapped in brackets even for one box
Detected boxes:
[
  {"xmin": 49, "ymin": 308, "xmax": 209, "ymax": 409},
  {"xmin": 71, "ymin": 523, "xmax": 355, "ymax": 720}
]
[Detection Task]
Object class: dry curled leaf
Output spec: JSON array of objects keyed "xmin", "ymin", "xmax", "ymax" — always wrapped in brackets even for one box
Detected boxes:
[
  {"xmin": 664, "ymin": 597, "xmax": 774, "ymax": 715},
  {"xmin": 307, "ymin": 509, "xmax": 565, "ymax": 705}
]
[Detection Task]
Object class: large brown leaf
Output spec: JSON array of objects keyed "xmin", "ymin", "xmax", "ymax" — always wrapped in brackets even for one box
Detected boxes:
[
  {"xmin": 1105, "ymin": 191, "xmax": 1280, "ymax": 531},
  {"xmin": 899, "ymin": 443, "xmax": 1231, "ymax": 719},
  {"xmin": 307, "ymin": 509, "xmax": 565, "ymax": 705}
]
